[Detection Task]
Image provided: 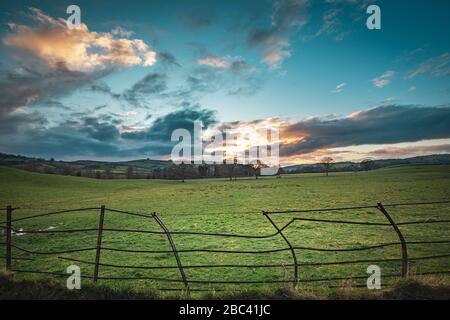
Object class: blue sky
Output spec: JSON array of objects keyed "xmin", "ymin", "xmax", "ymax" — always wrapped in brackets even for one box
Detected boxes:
[{"xmin": 0, "ymin": 0, "xmax": 449, "ymax": 163}]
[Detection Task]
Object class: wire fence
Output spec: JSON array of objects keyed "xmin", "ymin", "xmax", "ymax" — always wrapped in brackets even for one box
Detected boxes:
[{"xmin": 1, "ymin": 200, "xmax": 450, "ymax": 293}]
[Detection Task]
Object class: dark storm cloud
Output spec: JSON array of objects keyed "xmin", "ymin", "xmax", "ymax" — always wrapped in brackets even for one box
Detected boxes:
[
  {"xmin": 79, "ymin": 117, "xmax": 121, "ymax": 142},
  {"xmin": 280, "ymin": 105, "xmax": 450, "ymax": 156},
  {"xmin": 0, "ymin": 64, "xmax": 111, "ymax": 115},
  {"xmin": 122, "ymin": 106, "xmax": 217, "ymax": 141},
  {"xmin": 0, "ymin": 112, "xmax": 47, "ymax": 135},
  {"xmin": 8, "ymin": 128, "xmax": 123, "ymax": 159},
  {"xmin": 1, "ymin": 105, "xmax": 217, "ymax": 159}
]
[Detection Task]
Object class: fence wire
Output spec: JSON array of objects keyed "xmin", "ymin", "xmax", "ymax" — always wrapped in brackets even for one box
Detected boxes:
[{"xmin": 1, "ymin": 200, "xmax": 449, "ymax": 292}]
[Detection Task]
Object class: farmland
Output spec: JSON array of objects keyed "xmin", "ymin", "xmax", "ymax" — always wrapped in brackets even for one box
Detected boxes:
[{"xmin": 1, "ymin": 165, "xmax": 450, "ymax": 298}]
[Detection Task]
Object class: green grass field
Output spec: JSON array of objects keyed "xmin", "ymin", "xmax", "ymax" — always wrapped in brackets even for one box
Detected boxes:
[{"xmin": 1, "ymin": 165, "xmax": 450, "ymax": 298}]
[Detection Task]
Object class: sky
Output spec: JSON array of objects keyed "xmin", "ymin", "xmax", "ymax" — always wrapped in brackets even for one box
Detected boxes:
[{"xmin": 0, "ymin": 0, "xmax": 449, "ymax": 165}]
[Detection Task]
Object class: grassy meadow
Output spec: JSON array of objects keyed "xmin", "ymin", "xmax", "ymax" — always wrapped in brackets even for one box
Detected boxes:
[{"xmin": 0, "ymin": 165, "xmax": 450, "ymax": 298}]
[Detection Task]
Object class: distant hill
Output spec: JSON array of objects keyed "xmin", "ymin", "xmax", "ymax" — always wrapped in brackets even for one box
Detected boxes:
[
  {"xmin": 1, "ymin": 152, "xmax": 450, "ymax": 179},
  {"xmin": 0, "ymin": 153, "xmax": 172, "ymax": 179},
  {"xmin": 283, "ymin": 154, "xmax": 450, "ymax": 173},
  {"xmin": 0, "ymin": 153, "xmax": 256, "ymax": 180}
]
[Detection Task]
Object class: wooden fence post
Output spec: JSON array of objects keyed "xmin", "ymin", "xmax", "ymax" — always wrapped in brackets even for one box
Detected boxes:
[
  {"xmin": 5, "ymin": 205, "xmax": 12, "ymax": 271},
  {"xmin": 93, "ymin": 205, "xmax": 106, "ymax": 282},
  {"xmin": 377, "ymin": 203, "xmax": 408, "ymax": 277}
]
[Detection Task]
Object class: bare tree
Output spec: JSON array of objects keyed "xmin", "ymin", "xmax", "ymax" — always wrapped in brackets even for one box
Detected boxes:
[
  {"xmin": 277, "ymin": 164, "xmax": 283, "ymax": 178},
  {"xmin": 320, "ymin": 157, "xmax": 334, "ymax": 177},
  {"xmin": 251, "ymin": 160, "xmax": 262, "ymax": 179}
]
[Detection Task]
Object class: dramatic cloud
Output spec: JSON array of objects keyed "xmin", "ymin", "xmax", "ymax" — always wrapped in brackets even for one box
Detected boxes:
[
  {"xmin": 122, "ymin": 107, "xmax": 217, "ymax": 141},
  {"xmin": 78, "ymin": 117, "xmax": 120, "ymax": 142},
  {"xmin": 0, "ymin": 106, "xmax": 217, "ymax": 159},
  {"xmin": 247, "ymin": 0, "xmax": 309, "ymax": 69},
  {"xmin": 0, "ymin": 8, "xmax": 158, "ymax": 116},
  {"xmin": 0, "ymin": 65, "xmax": 111, "ymax": 114},
  {"xmin": 0, "ymin": 111, "xmax": 47, "ymax": 136},
  {"xmin": 405, "ymin": 53, "xmax": 450, "ymax": 79},
  {"xmin": 4, "ymin": 8, "xmax": 156, "ymax": 71},
  {"xmin": 280, "ymin": 105, "xmax": 450, "ymax": 156},
  {"xmin": 371, "ymin": 70, "xmax": 395, "ymax": 88}
]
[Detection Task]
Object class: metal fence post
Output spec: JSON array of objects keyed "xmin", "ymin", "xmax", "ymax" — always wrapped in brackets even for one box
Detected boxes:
[
  {"xmin": 152, "ymin": 213, "xmax": 190, "ymax": 293},
  {"xmin": 263, "ymin": 211, "xmax": 299, "ymax": 287},
  {"xmin": 93, "ymin": 205, "xmax": 106, "ymax": 282},
  {"xmin": 377, "ymin": 202, "xmax": 408, "ymax": 277},
  {"xmin": 5, "ymin": 205, "xmax": 12, "ymax": 271}
]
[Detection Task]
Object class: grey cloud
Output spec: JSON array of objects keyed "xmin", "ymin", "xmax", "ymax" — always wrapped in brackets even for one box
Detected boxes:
[
  {"xmin": 122, "ymin": 106, "xmax": 217, "ymax": 142},
  {"xmin": 247, "ymin": 0, "xmax": 309, "ymax": 68},
  {"xmin": 122, "ymin": 73, "xmax": 168, "ymax": 107},
  {"xmin": 90, "ymin": 82, "xmax": 121, "ymax": 99},
  {"xmin": 0, "ymin": 64, "xmax": 111, "ymax": 115},
  {"xmin": 158, "ymin": 52, "xmax": 181, "ymax": 67},
  {"xmin": 405, "ymin": 53, "xmax": 450, "ymax": 79},
  {"xmin": 280, "ymin": 105, "xmax": 450, "ymax": 156},
  {"xmin": 79, "ymin": 117, "xmax": 120, "ymax": 142},
  {"xmin": 0, "ymin": 106, "xmax": 217, "ymax": 159},
  {"xmin": 0, "ymin": 111, "xmax": 47, "ymax": 135},
  {"xmin": 367, "ymin": 144, "xmax": 450, "ymax": 158}
]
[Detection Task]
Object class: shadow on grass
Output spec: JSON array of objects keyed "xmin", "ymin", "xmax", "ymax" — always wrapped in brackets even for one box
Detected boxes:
[{"xmin": 1, "ymin": 272, "xmax": 449, "ymax": 300}]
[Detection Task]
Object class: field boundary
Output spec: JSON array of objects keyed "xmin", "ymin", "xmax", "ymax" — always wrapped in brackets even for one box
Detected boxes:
[{"xmin": 1, "ymin": 200, "xmax": 450, "ymax": 293}]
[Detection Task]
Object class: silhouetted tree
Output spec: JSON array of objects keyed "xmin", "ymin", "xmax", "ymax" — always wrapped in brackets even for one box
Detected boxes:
[
  {"xmin": 320, "ymin": 157, "xmax": 334, "ymax": 177},
  {"xmin": 277, "ymin": 164, "xmax": 283, "ymax": 178},
  {"xmin": 251, "ymin": 160, "xmax": 262, "ymax": 179}
]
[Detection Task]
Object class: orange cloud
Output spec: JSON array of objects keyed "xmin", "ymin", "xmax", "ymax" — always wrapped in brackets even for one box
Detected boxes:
[{"xmin": 4, "ymin": 8, "xmax": 156, "ymax": 71}]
